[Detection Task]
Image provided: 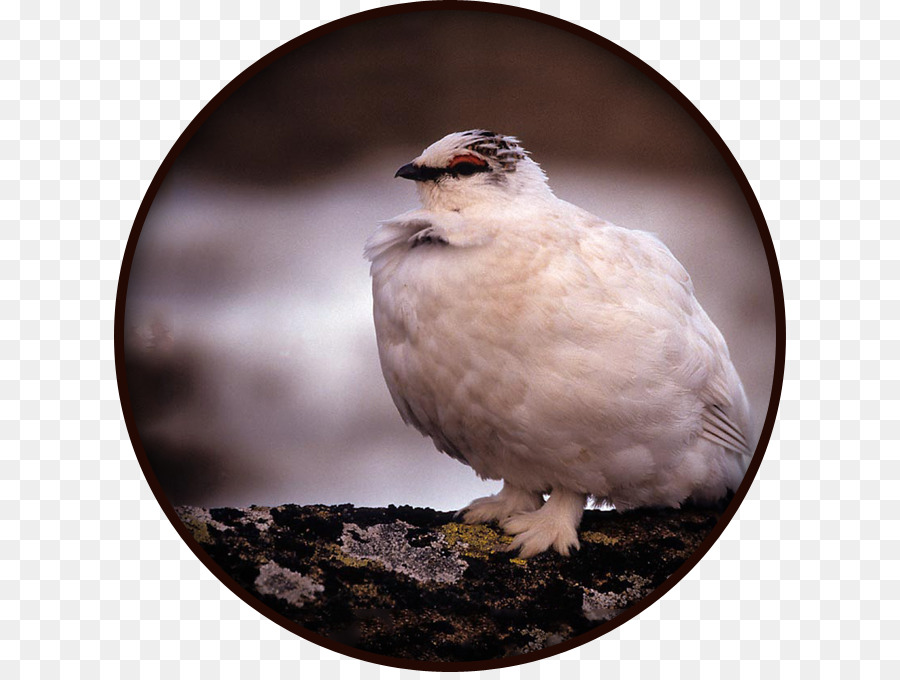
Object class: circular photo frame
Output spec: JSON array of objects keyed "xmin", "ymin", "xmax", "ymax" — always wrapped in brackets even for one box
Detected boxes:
[{"xmin": 116, "ymin": 1, "xmax": 785, "ymax": 671}]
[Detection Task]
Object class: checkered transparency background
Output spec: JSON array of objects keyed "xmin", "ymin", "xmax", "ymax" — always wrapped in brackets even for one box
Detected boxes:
[{"xmin": 1, "ymin": 0, "xmax": 896, "ymax": 677}]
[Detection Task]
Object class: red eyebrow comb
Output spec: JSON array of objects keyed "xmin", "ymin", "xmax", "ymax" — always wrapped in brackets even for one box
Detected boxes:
[{"xmin": 448, "ymin": 154, "xmax": 488, "ymax": 168}]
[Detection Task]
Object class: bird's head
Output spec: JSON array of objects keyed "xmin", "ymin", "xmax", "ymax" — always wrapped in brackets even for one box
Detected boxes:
[{"xmin": 394, "ymin": 130, "xmax": 553, "ymax": 211}]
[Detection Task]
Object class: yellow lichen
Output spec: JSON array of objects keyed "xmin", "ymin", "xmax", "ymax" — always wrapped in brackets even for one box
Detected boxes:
[
  {"xmin": 581, "ymin": 531, "xmax": 620, "ymax": 546},
  {"xmin": 440, "ymin": 522, "xmax": 526, "ymax": 565},
  {"xmin": 324, "ymin": 543, "xmax": 374, "ymax": 569},
  {"xmin": 176, "ymin": 508, "xmax": 229, "ymax": 546},
  {"xmin": 182, "ymin": 517, "xmax": 213, "ymax": 545},
  {"xmin": 348, "ymin": 581, "xmax": 393, "ymax": 604}
]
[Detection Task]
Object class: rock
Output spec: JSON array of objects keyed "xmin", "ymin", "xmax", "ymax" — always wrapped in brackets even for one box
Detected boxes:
[{"xmin": 175, "ymin": 502, "xmax": 725, "ymax": 663}]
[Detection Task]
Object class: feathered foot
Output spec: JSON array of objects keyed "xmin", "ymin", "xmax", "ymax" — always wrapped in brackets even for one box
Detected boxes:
[
  {"xmin": 456, "ymin": 482, "xmax": 544, "ymax": 525},
  {"xmin": 501, "ymin": 487, "xmax": 587, "ymax": 558}
]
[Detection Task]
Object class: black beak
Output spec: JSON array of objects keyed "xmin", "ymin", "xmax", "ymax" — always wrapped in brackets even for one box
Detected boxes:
[{"xmin": 395, "ymin": 162, "xmax": 421, "ymax": 181}]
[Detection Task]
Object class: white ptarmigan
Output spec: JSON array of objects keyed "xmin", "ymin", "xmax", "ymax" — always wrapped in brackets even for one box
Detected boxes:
[{"xmin": 365, "ymin": 130, "xmax": 752, "ymax": 558}]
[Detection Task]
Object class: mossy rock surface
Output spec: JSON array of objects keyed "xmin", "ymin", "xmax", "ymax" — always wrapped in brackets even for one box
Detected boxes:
[{"xmin": 175, "ymin": 502, "xmax": 724, "ymax": 662}]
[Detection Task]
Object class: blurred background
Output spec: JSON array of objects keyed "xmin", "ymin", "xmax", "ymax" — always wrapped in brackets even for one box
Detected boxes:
[{"xmin": 122, "ymin": 9, "xmax": 778, "ymax": 511}]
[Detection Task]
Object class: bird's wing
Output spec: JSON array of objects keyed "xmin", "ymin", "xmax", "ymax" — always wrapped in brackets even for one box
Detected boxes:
[
  {"xmin": 572, "ymin": 223, "xmax": 752, "ymax": 457},
  {"xmin": 699, "ymin": 402, "xmax": 751, "ymax": 458}
]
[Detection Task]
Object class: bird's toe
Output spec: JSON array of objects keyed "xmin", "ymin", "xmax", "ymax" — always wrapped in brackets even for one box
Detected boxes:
[
  {"xmin": 456, "ymin": 486, "xmax": 544, "ymax": 525},
  {"xmin": 502, "ymin": 511, "xmax": 580, "ymax": 558},
  {"xmin": 456, "ymin": 495, "xmax": 504, "ymax": 524}
]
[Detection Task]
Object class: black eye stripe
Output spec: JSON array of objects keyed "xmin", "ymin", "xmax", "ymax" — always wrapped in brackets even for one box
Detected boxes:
[
  {"xmin": 422, "ymin": 162, "xmax": 491, "ymax": 179},
  {"xmin": 402, "ymin": 162, "xmax": 493, "ymax": 182},
  {"xmin": 411, "ymin": 166, "xmax": 445, "ymax": 181},
  {"xmin": 448, "ymin": 161, "xmax": 490, "ymax": 176}
]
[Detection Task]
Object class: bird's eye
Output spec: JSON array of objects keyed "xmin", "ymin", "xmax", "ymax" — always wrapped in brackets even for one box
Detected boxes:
[{"xmin": 447, "ymin": 154, "xmax": 489, "ymax": 176}]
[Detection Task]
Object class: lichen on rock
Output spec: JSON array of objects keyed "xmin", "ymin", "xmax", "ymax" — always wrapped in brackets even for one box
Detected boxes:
[
  {"xmin": 175, "ymin": 502, "xmax": 725, "ymax": 663},
  {"xmin": 581, "ymin": 575, "xmax": 652, "ymax": 622},
  {"xmin": 339, "ymin": 521, "xmax": 467, "ymax": 584},
  {"xmin": 254, "ymin": 561, "xmax": 324, "ymax": 607}
]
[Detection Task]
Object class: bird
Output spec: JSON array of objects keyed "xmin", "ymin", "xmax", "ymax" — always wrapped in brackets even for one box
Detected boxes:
[{"xmin": 365, "ymin": 130, "xmax": 752, "ymax": 558}]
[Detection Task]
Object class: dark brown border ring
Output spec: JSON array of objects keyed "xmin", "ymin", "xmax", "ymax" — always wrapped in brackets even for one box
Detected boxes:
[{"xmin": 114, "ymin": 1, "xmax": 786, "ymax": 672}]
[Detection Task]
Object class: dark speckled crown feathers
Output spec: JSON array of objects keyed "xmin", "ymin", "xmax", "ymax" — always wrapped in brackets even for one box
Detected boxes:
[{"xmin": 458, "ymin": 130, "xmax": 528, "ymax": 171}]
